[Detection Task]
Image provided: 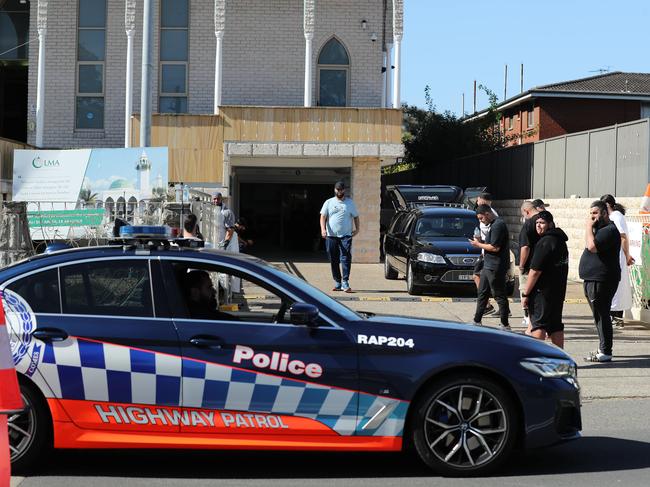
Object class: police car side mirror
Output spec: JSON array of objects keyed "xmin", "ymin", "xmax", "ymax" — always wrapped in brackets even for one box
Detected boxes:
[{"xmin": 289, "ymin": 303, "xmax": 320, "ymax": 327}]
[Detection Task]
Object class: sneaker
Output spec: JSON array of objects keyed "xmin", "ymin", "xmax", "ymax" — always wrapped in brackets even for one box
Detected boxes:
[
  {"xmin": 332, "ymin": 284, "xmax": 342, "ymax": 291},
  {"xmin": 584, "ymin": 350, "xmax": 612, "ymax": 362},
  {"xmin": 343, "ymin": 287, "xmax": 353, "ymax": 293},
  {"xmin": 612, "ymin": 317, "xmax": 625, "ymax": 329},
  {"xmin": 472, "ymin": 321, "xmax": 483, "ymax": 326},
  {"xmin": 499, "ymin": 323, "xmax": 512, "ymax": 332},
  {"xmin": 483, "ymin": 304, "xmax": 496, "ymax": 315}
]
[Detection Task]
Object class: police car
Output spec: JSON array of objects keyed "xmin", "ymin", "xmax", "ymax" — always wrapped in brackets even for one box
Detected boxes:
[{"xmin": 2, "ymin": 227, "xmax": 581, "ymax": 476}]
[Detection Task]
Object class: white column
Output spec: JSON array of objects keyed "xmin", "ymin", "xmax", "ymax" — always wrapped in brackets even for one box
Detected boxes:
[
  {"xmin": 391, "ymin": 0, "xmax": 403, "ymax": 109},
  {"xmin": 35, "ymin": 1, "xmax": 48, "ymax": 148},
  {"xmin": 384, "ymin": 43, "xmax": 392, "ymax": 108},
  {"xmin": 304, "ymin": 37, "xmax": 313, "ymax": 107},
  {"xmin": 392, "ymin": 39, "xmax": 401, "ymax": 109},
  {"xmin": 214, "ymin": 0, "xmax": 226, "ymax": 114},
  {"xmin": 380, "ymin": 50, "xmax": 387, "ymax": 108},
  {"xmin": 214, "ymin": 33, "xmax": 224, "ymax": 113},
  {"xmin": 303, "ymin": 0, "xmax": 315, "ymax": 107},
  {"xmin": 124, "ymin": 0, "xmax": 136, "ymax": 147}
]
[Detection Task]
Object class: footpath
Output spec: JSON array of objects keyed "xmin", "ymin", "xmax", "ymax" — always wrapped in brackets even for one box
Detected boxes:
[{"xmin": 271, "ymin": 260, "xmax": 650, "ymax": 401}]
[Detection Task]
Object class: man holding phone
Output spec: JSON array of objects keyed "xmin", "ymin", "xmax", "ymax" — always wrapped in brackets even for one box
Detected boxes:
[
  {"xmin": 579, "ymin": 200, "xmax": 621, "ymax": 363},
  {"xmin": 470, "ymin": 204, "xmax": 511, "ymax": 330}
]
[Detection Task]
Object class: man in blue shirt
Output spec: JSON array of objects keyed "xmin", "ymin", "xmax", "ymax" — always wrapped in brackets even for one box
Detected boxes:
[{"xmin": 320, "ymin": 181, "xmax": 360, "ymax": 292}]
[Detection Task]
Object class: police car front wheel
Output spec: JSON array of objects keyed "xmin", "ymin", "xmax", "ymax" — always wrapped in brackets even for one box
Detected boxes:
[{"xmin": 410, "ymin": 373, "xmax": 519, "ymax": 477}]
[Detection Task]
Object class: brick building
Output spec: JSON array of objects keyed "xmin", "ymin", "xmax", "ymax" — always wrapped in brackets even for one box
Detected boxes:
[
  {"xmin": 473, "ymin": 72, "xmax": 650, "ymax": 147},
  {"xmin": 9, "ymin": 0, "xmax": 407, "ymax": 261}
]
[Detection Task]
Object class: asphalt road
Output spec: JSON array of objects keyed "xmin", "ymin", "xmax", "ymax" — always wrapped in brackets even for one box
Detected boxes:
[{"xmin": 12, "ymin": 398, "xmax": 650, "ymax": 487}]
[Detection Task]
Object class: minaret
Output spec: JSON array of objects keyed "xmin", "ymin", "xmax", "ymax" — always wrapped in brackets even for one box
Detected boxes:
[{"xmin": 136, "ymin": 150, "xmax": 152, "ymax": 198}]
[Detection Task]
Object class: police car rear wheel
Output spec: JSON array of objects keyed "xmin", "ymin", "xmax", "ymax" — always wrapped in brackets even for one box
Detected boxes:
[
  {"xmin": 410, "ymin": 374, "xmax": 519, "ymax": 476},
  {"xmin": 10, "ymin": 380, "xmax": 52, "ymax": 474}
]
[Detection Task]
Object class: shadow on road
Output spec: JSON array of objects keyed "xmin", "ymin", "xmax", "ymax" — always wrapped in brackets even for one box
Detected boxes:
[{"xmin": 31, "ymin": 436, "xmax": 650, "ymax": 479}]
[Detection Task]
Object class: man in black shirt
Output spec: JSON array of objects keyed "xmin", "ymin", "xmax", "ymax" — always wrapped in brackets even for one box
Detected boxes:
[
  {"xmin": 519, "ymin": 201, "xmax": 540, "ymax": 329},
  {"xmin": 521, "ymin": 211, "xmax": 568, "ymax": 348},
  {"xmin": 470, "ymin": 204, "xmax": 511, "ymax": 330},
  {"xmin": 579, "ymin": 201, "xmax": 621, "ymax": 362}
]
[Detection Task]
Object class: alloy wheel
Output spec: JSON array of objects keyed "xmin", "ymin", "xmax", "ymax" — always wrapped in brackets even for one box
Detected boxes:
[
  {"xmin": 423, "ymin": 385, "xmax": 508, "ymax": 469},
  {"xmin": 8, "ymin": 392, "xmax": 36, "ymax": 464}
]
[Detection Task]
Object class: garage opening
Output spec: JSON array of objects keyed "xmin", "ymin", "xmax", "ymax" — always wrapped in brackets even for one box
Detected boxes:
[
  {"xmin": 239, "ymin": 182, "xmax": 332, "ymax": 255},
  {"xmin": 234, "ymin": 166, "xmax": 351, "ymax": 258}
]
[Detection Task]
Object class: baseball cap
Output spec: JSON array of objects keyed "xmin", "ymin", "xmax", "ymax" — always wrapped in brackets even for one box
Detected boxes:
[
  {"xmin": 334, "ymin": 181, "xmax": 346, "ymax": 190},
  {"xmin": 535, "ymin": 210, "xmax": 554, "ymax": 223},
  {"xmin": 532, "ymin": 198, "xmax": 550, "ymax": 208}
]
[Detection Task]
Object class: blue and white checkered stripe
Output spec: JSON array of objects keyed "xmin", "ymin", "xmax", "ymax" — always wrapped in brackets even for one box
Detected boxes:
[{"xmin": 32, "ymin": 337, "xmax": 407, "ymax": 436}]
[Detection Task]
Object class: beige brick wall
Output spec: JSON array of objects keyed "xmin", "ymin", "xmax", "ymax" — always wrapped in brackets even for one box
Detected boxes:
[
  {"xmin": 494, "ymin": 197, "xmax": 644, "ymax": 280},
  {"xmin": 27, "ymin": 0, "xmax": 390, "ymax": 148},
  {"xmin": 351, "ymin": 156, "xmax": 380, "ymax": 263}
]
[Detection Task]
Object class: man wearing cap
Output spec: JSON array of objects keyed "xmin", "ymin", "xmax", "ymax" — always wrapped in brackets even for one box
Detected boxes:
[
  {"xmin": 521, "ymin": 211, "xmax": 569, "ymax": 348},
  {"xmin": 320, "ymin": 181, "xmax": 360, "ymax": 292},
  {"xmin": 532, "ymin": 198, "xmax": 549, "ymax": 212},
  {"xmin": 518, "ymin": 201, "xmax": 541, "ymax": 329}
]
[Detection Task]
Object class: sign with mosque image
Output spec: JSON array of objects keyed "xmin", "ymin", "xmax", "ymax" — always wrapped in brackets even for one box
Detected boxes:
[{"xmin": 12, "ymin": 147, "xmax": 168, "ymax": 239}]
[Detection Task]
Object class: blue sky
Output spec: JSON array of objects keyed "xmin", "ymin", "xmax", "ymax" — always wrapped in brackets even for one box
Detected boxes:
[{"xmin": 402, "ymin": 0, "xmax": 650, "ymax": 114}]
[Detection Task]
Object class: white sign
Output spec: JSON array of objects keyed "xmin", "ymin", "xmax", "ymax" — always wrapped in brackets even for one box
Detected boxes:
[
  {"xmin": 13, "ymin": 149, "xmax": 91, "ymax": 203},
  {"xmin": 628, "ymin": 221, "xmax": 643, "ymax": 265}
]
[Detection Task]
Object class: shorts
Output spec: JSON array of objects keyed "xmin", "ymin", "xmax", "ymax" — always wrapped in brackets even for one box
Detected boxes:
[
  {"xmin": 473, "ymin": 255, "xmax": 484, "ymax": 276},
  {"xmin": 528, "ymin": 290, "xmax": 564, "ymax": 334}
]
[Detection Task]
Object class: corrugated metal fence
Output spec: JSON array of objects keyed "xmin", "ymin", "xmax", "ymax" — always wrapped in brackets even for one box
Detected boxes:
[{"xmin": 534, "ymin": 118, "xmax": 650, "ymax": 198}]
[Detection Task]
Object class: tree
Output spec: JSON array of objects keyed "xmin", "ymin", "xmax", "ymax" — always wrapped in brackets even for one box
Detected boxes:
[
  {"xmin": 78, "ymin": 188, "xmax": 98, "ymax": 204},
  {"xmin": 398, "ymin": 85, "xmax": 507, "ymax": 171}
]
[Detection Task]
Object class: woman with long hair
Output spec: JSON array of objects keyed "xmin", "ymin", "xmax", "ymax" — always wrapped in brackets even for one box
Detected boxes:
[{"xmin": 600, "ymin": 194, "xmax": 635, "ymax": 328}]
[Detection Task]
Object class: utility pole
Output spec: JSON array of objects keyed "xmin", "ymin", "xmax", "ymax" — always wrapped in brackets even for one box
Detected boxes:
[{"xmin": 139, "ymin": 0, "xmax": 153, "ymax": 147}]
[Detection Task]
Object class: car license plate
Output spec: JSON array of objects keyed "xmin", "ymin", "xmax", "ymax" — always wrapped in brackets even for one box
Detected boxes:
[{"xmin": 458, "ymin": 273, "xmax": 473, "ymax": 281}]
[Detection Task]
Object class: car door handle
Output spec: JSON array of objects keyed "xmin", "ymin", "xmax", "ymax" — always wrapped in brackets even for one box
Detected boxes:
[
  {"xmin": 189, "ymin": 336, "xmax": 223, "ymax": 349},
  {"xmin": 33, "ymin": 328, "xmax": 69, "ymax": 342}
]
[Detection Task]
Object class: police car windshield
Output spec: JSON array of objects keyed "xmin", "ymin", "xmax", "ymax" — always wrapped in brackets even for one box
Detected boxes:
[
  {"xmin": 415, "ymin": 215, "xmax": 477, "ymax": 238},
  {"xmin": 261, "ymin": 264, "xmax": 361, "ymax": 321}
]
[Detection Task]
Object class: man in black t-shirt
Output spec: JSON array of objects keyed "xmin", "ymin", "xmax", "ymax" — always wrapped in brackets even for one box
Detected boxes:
[
  {"xmin": 518, "ymin": 201, "xmax": 540, "ymax": 329},
  {"xmin": 579, "ymin": 200, "xmax": 621, "ymax": 363},
  {"xmin": 521, "ymin": 211, "xmax": 568, "ymax": 348},
  {"xmin": 470, "ymin": 204, "xmax": 511, "ymax": 329}
]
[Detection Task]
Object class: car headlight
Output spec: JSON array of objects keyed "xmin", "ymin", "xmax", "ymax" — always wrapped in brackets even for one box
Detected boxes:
[
  {"xmin": 416, "ymin": 253, "xmax": 445, "ymax": 264},
  {"xmin": 520, "ymin": 357, "xmax": 577, "ymax": 381}
]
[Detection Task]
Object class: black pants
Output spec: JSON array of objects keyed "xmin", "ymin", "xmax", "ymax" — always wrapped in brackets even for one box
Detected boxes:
[
  {"xmin": 583, "ymin": 280, "xmax": 618, "ymax": 356},
  {"xmin": 474, "ymin": 267, "xmax": 510, "ymax": 325}
]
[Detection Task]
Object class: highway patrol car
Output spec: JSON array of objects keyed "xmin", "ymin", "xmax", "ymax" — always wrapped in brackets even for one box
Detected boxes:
[{"xmin": 2, "ymin": 228, "xmax": 581, "ymax": 476}]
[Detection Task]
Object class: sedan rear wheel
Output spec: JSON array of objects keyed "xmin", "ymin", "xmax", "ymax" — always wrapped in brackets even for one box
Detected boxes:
[{"xmin": 410, "ymin": 374, "xmax": 519, "ymax": 476}]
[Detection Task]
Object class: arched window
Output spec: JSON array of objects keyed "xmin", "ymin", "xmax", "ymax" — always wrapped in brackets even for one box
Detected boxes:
[{"xmin": 317, "ymin": 38, "xmax": 350, "ymax": 107}]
